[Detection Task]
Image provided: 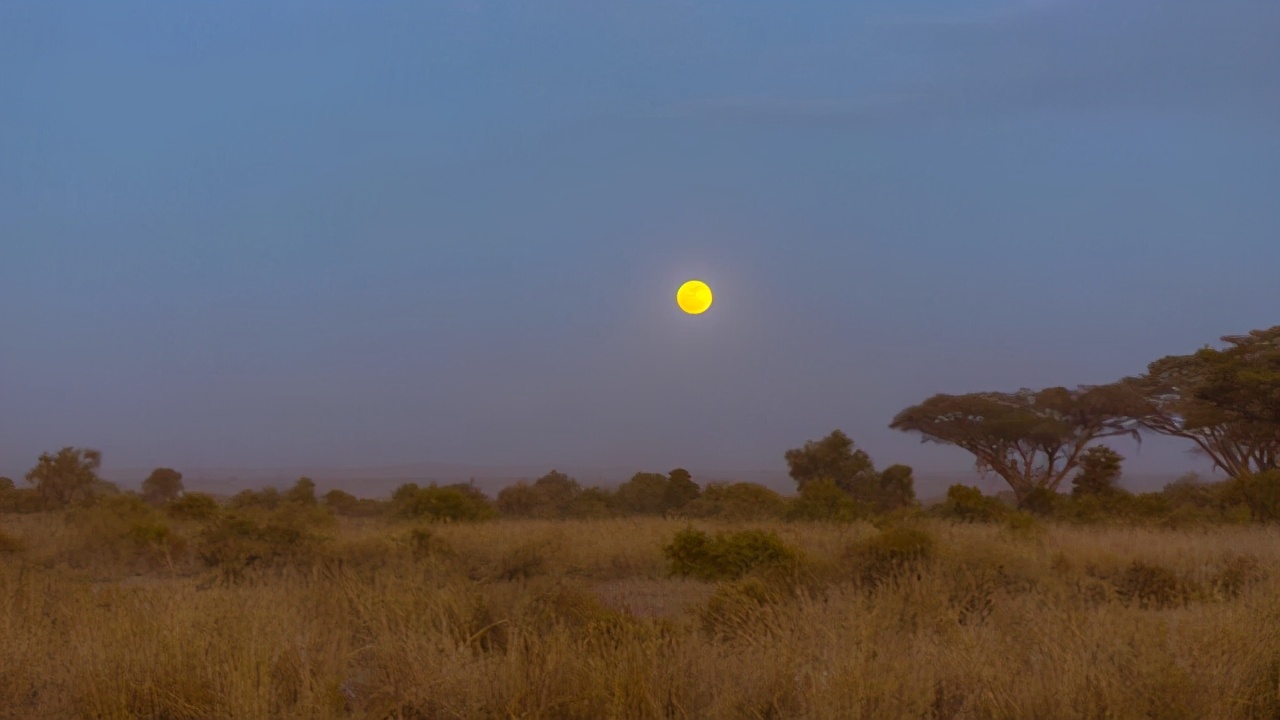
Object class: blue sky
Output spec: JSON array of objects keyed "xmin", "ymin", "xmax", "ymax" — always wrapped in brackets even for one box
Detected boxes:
[{"xmin": 2, "ymin": 0, "xmax": 1277, "ymax": 489}]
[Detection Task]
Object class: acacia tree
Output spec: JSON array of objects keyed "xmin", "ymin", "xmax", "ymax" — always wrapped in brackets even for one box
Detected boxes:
[
  {"xmin": 890, "ymin": 386, "xmax": 1144, "ymax": 506},
  {"xmin": 141, "ymin": 467, "xmax": 184, "ymax": 506},
  {"xmin": 25, "ymin": 447, "xmax": 104, "ymax": 508},
  {"xmin": 1121, "ymin": 330, "xmax": 1279, "ymax": 477},
  {"xmin": 784, "ymin": 430, "xmax": 879, "ymax": 502},
  {"xmin": 1194, "ymin": 327, "xmax": 1280, "ymax": 444}
]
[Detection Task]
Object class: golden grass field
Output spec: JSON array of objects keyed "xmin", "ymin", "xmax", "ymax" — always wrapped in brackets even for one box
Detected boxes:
[{"xmin": 1, "ymin": 513, "xmax": 1278, "ymax": 719}]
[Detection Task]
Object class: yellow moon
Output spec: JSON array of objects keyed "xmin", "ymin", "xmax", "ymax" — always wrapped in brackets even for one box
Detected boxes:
[{"xmin": 676, "ymin": 280, "xmax": 713, "ymax": 315}]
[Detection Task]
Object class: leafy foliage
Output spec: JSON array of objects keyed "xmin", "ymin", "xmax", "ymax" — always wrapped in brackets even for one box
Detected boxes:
[
  {"xmin": 496, "ymin": 470, "xmax": 582, "ymax": 519},
  {"xmin": 891, "ymin": 386, "xmax": 1145, "ymax": 504},
  {"xmin": 1122, "ymin": 330, "xmax": 1279, "ymax": 477},
  {"xmin": 663, "ymin": 527, "xmax": 801, "ymax": 581},
  {"xmin": 284, "ymin": 477, "xmax": 317, "ymax": 505},
  {"xmin": 24, "ymin": 447, "xmax": 105, "ymax": 508},
  {"xmin": 166, "ymin": 492, "xmax": 221, "ymax": 521},
  {"xmin": 141, "ymin": 468, "xmax": 184, "ymax": 506},
  {"xmin": 394, "ymin": 482, "xmax": 496, "ymax": 522},
  {"xmin": 1072, "ymin": 446, "xmax": 1125, "ymax": 497},
  {"xmin": 934, "ymin": 485, "xmax": 1009, "ymax": 523},
  {"xmin": 676, "ymin": 482, "xmax": 789, "ymax": 521},
  {"xmin": 785, "ymin": 430, "xmax": 878, "ymax": 501},
  {"xmin": 615, "ymin": 473, "xmax": 670, "ymax": 515},
  {"xmin": 662, "ymin": 468, "xmax": 701, "ymax": 512},
  {"xmin": 845, "ymin": 525, "xmax": 936, "ymax": 586},
  {"xmin": 787, "ymin": 478, "xmax": 864, "ymax": 522},
  {"xmin": 875, "ymin": 464, "xmax": 918, "ymax": 512}
]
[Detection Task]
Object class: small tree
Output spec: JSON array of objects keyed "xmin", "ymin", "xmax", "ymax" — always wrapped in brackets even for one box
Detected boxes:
[
  {"xmin": 662, "ymin": 468, "xmax": 701, "ymax": 513},
  {"xmin": 25, "ymin": 447, "xmax": 104, "ymax": 508},
  {"xmin": 616, "ymin": 472, "xmax": 670, "ymax": 515},
  {"xmin": 0, "ymin": 477, "xmax": 14, "ymax": 493},
  {"xmin": 141, "ymin": 468, "xmax": 184, "ymax": 506},
  {"xmin": 785, "ymin": 430, "xmax": 878, "ymax": 501},
  {"xmin": 876, "ymin": 464, "xmax": 917, "ymax": 512},
  {"xmin": 1071, "ymin": 446, "xmax": 1124, "ymax": 497},
  {"xmin": 788, "ymin": 478, "xmax": 862, "ymax": 522},
  {"xmin": 285, "ymin": 477, "xmax": 317, "ymax": 505}
]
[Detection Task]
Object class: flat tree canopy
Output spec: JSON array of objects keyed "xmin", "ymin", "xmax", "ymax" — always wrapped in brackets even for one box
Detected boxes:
[
  {"xmin": 890, "ymin": 385, "xmax": 1144, "ymax": 504},
  {"xmin": 1122, "ymin": 326, "xmax": 1279, "ymax": 476}
]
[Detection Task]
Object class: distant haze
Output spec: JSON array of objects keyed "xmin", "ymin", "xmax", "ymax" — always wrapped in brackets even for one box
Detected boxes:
[{"xmin": 1, "ymin": 1, "xmax": 1275, "ymax": 494}]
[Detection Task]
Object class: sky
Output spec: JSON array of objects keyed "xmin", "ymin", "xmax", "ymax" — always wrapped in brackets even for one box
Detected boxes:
[{"xmin": 1, "ymin": 0, "xmax": 1278, "ymax": 492}]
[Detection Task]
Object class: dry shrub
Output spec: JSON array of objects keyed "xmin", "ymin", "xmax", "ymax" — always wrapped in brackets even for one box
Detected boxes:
[
  {"xmin": 58, "ymin": 494, "xmax": 187, "ymax": 572},
  {"xmin": 1112, "ymin": 561, "xmax": 1190, "ymax": 609},
  {"xmin": 0, "ymin": 527, "xmax": 23, "ymax": 554},
  {"xmin": 2, "ymin": 515, "xmax": 1280, "ymax": 719},
  {"xmin": 1212, "ymin": 553, "xmax": 1266, "ymax": 599}
]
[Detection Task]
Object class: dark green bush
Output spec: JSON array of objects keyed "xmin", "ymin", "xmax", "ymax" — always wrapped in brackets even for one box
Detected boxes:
[
  {"xmin": 0, "ymin": 487, "xmax": 43, "ymax": 514},
  {"xmin": 1020, "ymin": 487, "xmax": 1061, "ymax": 516},
  {"xmin": 1114, "ymin": 561, "xmax": 1185, "ymax": 609},
  {"xmin": 166, "ymin": 492, "xmax": 221, "ymax": 521},
  {"xmin": 675, "ymin": 482, "xmax": 789, "ymax": 521},
  {"xmin": 786, "ymin": 478, "xmax": 864, "ymax": 523},
  {"xmin": 663, "ymin": 527, "xmax": 801, "ymax": 581},
  {"xmin": 195, "ymin": 506, "xmax": 332, "ymax": 582},
  {"xmin": 933, "ymin": 485, "xmax": 1008, "ymax": 523},
  {"xmin": 395, "ymin": 483, "xmax": 497, "ymax": 522},
  {"xmin": 846, "ymin": 525, "xmax": 936, "ymax": 586},
  {"xmin": 1220, "ymin": 471, "xmax": 1280, "ymax": 522}
]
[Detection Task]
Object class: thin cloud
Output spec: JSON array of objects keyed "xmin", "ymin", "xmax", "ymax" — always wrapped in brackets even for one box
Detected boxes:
[{"xmin": 680, "ymin": 0, "xmax": 1279, "ymax": 125}]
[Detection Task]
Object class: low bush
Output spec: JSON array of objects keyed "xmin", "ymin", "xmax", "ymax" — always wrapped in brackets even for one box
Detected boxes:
[
  {"xmin": 846, "ymin": 524, "xmax": 936, "ymax": 586},
  {"xmin": 195, "ymin": 506, "xmax": 333, "ymax": 582},
  {"xmin": 395, "ymin": 483, "xmax": 496, "ymax": 522},
  {"xmin": 787, "ymin": 478, "xmax": 865, "ymax": 523},
  {"xmin": 675, "ymin": 482, "xmax": 789, "ymax": 521},
  {"xmin": 61, "ymin": 494, "xmax": 186, "ymax": 569},
  {"xmin": 1113, "ymin": 561, "xmax": 1187, "ymax": 610},
  {"xmin": 165, "ymin": 492, "xmax": 221, "ymax": 521},
  {"xmin": 663, "ymin": 527, "xmax": 801, "ymax": 581},
  {"xmin": 933, "ymin": 485, "xmax": 1008, "ymax": 523}
]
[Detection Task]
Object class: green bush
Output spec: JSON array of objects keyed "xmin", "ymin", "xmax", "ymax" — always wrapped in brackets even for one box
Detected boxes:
[
  {"xmin": 1020, "ymin": 487, "xmax": 1061, "ymax": 516},
  {"xmin": 1113, "ymin": 561, "xmax": 1186, "ymax": 609},
  {"xmin": 62, "ymin": 494, "xmax": 186, "ymax": 568},
  {"xmin": 1220, "ymin": 471, "xmax": 1280, "ymax": 522},
  {"xmin": 663, "ymin": 527, "xmax": 801, "ymax": 581},
  {"xmin": 846, "ymin": 525, "xmax": 936, "ymax": 586},
  {"xmin": 229, "ymin": 487, "xmax": 281, "ymax": 511},
  {"xmin": 787, "ymin": 478, "xmax": 864, "ymax": 523},
  {"xmin": 195, "ymin": 504, "xmax": 334, "ymax": 581},
  {"xmin": 166, "ymin": 492, "xmax": 221, "ymax": 521},
  {"xmin": 934, "ymin": 485, "xmax": 1008, "ymax": 523},
  {"xmin": 675, "ymin": 482, "xmax": 789, "ymax": 521},
  {"xmin": 395, "ymin": 483, "xmax": 497, "ymax": 522}
]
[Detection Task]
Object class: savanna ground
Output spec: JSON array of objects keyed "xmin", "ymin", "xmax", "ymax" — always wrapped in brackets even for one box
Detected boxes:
[{"xmin": 1, "ymin": 505, "xmax": 1278, "ymax": 720}]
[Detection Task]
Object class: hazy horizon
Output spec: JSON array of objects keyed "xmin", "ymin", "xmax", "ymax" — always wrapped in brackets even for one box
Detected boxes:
[{"xmin": 2, "ymin": 1, "xmax": 1276, "ymax": 489}]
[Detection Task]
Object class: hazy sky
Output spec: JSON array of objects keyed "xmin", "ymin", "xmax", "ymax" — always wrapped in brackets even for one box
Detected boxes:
[{"xmin": 2, "ymin": 0, "xmax": 1278, "ymax": 485}]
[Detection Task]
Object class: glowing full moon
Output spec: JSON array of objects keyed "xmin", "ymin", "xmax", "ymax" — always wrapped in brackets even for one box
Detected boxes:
[{"xmin": 677, "ymin": 280, "xmax": 713, "ymax": 315}]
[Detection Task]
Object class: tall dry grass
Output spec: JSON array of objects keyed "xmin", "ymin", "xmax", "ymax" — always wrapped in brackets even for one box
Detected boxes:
[{"xmin": 0, "ymin": 513, "xmax": 1277, "ymax": 719}]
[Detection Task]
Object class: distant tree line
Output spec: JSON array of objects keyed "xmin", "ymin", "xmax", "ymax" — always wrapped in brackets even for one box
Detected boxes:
[{"xmin": 2, "ymin": 325, "xmax": 1275, "ymax": 526}]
